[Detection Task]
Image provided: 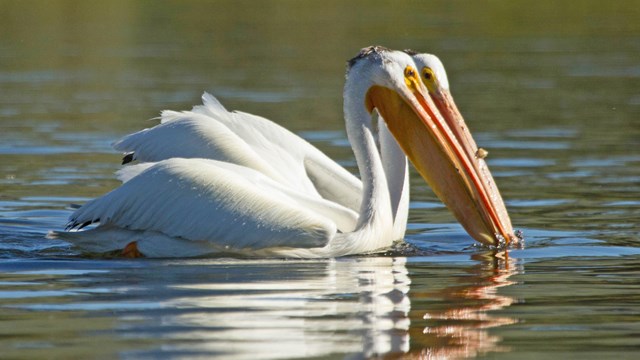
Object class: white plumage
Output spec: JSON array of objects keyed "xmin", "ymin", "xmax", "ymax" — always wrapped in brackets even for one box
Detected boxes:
[
  {"xmin": 113, "ymin": 93, "xmax": 363, "ymax": 207},
  {"xmin": 49, "ymin": 46, "xmax": 516, "ymax": 257},
  {"xmin": 55, "ymin": 91, "xmax": 387, "ymax": 257}
]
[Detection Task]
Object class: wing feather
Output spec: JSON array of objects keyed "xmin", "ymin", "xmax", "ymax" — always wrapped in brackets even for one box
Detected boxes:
[
  {"xmin": 70, "ymin": 158, "xmax": 337, "ymax": 249},
  {"xmin": 113, "ymin": 93, "xmax": 363, "ymax": 207}
]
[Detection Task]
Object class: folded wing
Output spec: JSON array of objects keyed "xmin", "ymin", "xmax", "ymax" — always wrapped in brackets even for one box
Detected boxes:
[
  {"xmin": 113, "ymin": 93, "xmax": 363, "ymax": 212},
  {"xmin": 67, "ymin": 158, "xmax": 358, "ymax": 249}
]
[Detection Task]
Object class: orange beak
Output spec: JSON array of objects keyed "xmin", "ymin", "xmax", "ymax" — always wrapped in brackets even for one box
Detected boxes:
[{"xmin": 366, "ymin": 84, "xmax": 516, "ymax": 246}]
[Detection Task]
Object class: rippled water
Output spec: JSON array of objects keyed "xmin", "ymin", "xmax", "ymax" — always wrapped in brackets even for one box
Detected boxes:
[{"xmin": 1, "ymin": 1, "xmax": 639, "ymax": 359}]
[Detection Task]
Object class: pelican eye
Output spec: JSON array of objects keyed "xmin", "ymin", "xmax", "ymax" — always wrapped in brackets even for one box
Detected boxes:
[
  {"xmin": 422, "ymin": 67, "xmax": 435, "ymax": 82},
  {"xmin": 404, "ymin": 66, "xmax": 420, "ymax": 89},
  {"xmin": 421, "ymin": 67, "xmax": 438, "ymax": 92}
]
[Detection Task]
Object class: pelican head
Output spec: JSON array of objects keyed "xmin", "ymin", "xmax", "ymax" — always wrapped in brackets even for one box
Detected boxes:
[{"xmin": 346, "ymin": 46, "xmax": 516, "ymax": 246}]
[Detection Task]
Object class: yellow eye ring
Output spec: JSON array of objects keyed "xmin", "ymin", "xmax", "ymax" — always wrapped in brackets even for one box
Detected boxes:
[
  {"xmin": 404, "ymin": 66, "xmax": 420, "ymax": 90},
  {"xmin": 404, "ymin": 66, "xmax": 417, "ymax": 79},
  {"xmin": 421, "ymin": 67, "xmax": 439, "ymax": 92},
  {"xmin": 422, "ymin": 67, "xmax": 435, "ymax": 82}
]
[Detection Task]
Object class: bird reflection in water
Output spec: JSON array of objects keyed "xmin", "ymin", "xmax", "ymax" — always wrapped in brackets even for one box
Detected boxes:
[
  {"xmin": 157, "ymin": 254, "xmax": 519, "ymax": 359},
  {"xmin": 350, "ymin": 257, "xmax": 412, "ymax": 357},
  {"xmin": 161, "ymin": 257, "xmax": 412, "ymax": 360},
  {"xmin": 408, "ymin": 252, "xmax": 521, "ymax": 359}
]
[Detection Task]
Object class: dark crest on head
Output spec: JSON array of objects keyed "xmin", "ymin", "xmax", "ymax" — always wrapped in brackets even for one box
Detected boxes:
[{"xmin": 347, "ymin": 45, "xmax": 392, "ymax": 69}]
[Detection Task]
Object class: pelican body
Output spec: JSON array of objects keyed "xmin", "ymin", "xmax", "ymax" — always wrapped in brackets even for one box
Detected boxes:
[{"xmin": 49, "ymin": 46, "xmax": 516, "ymax": 258}]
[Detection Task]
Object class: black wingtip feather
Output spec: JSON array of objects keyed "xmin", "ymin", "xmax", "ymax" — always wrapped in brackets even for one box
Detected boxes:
[
  {"xmin": 122, "ymin": 152, "xmax": 135, "ymax": 165},
  {"xmin": 77, "ymin": 221, "xmax": 93, "ymax": 230},
  {"xmin": 66, "ymin": 218, "xmax": 100, "ymax": 231}
]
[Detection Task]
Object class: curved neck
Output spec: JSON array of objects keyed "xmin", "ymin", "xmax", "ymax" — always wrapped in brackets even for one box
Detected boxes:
[
  {"xmin": 343, "ymin": 89, "xmax": 394, "ymax": 249},
  {"xmin": 379, "ymin": 118, "xmax": 410, "ymax": 239}
]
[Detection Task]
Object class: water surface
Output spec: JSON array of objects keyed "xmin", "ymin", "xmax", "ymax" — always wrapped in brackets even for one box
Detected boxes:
[{"xmin": 1, "ymin": 1, "xmax": 639, "ymax": 359}]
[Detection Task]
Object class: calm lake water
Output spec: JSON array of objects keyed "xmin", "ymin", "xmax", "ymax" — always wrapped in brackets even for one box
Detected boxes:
[{"xmin": 1, "ymin": 1, "xmax": 639, "ymax": 359}]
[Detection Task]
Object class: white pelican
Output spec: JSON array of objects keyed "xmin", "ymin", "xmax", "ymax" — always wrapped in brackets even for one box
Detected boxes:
[{"xmin": 49, "ymin": 46, "xmax": 516, "ymax": 258}]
